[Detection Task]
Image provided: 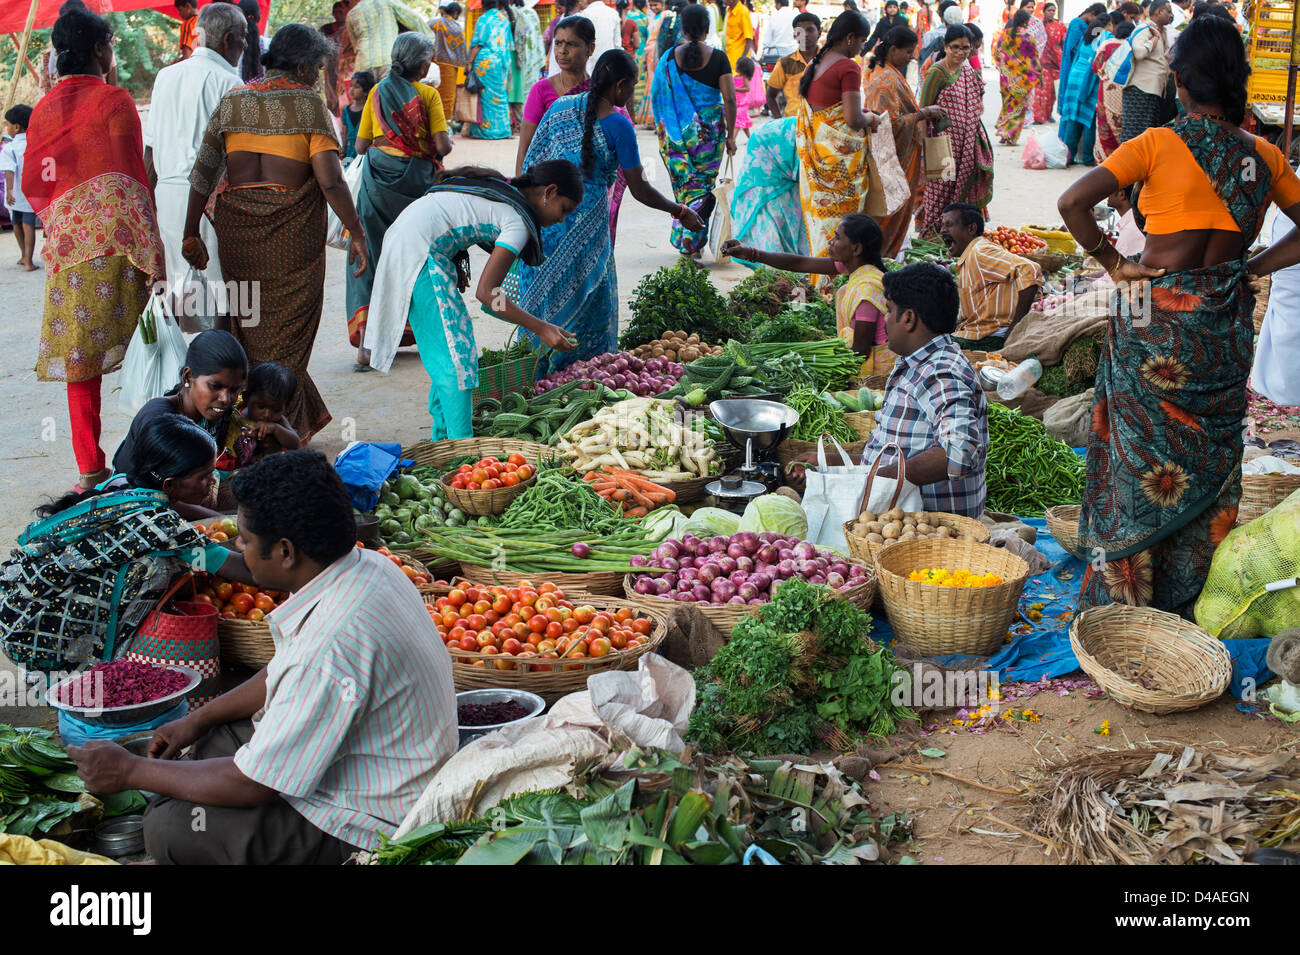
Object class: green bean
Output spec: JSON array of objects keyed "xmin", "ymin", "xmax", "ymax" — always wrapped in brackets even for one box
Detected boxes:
[
  {"xmin": 785, "ymin": 386, "xmax": 860, "ymax": 444},
  {"xmin": 985, "ymin": 404, "xmax": 1086, "ymax": 517}
]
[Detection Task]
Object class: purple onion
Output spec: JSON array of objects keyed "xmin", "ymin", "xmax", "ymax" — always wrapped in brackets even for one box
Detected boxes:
[
  {"xmin": 629, "ymin": 554, "xmax": 649, "ymax": 567},
  {"xmin": 848, "ymin": 564, "xmax": 867, "ymax": 579},
  {"xmin": 777, "ymin": 559, "xmax": 796, "ymax": 579},
  {"xmin": 798, "ymin": 560, "xmax": 819, "ymax": 577},
  {"xmin": 778, "ymin": 548, "xmax": 795, "ymax": 562},
  {"xmin": 735, "ymin": 556, "xmax": 754, "ymax": 574},
  {"xmin": 654, "ymin": 541, "xmax": 680, "ymax": 561},
  {"xmin": 738, "ymin": 582, "xmax": 758, "ymax": 601},
  {"xmin": 654, "ymin": 578, "xmax": 673, "ymax": 595},
  {"xmin": 794, "ymin": 541, "xmax": 817, "ymax": 561},
  {"xmin": 717, "ymin": 556, "xmax": 737, "ymax": 575},
  {"xmin": 727, "ymin": 596, "xmax": 747, "ymax": 605},
  {"xmin": 735, "ymin": 532, "xmax": 760, "ymax": 554},
  {"xmin": 726, "ymin": 542, "xmax": 747, "ymax": 560},
  {"xmin": 662, "ymin": 572, "xmax": 679, "ymax": 589},
  {"xmin": 697, "ymin": 564, "xmax": 719, "ymax": 585},
  {"xmin": 572, "ymin": 542, "xmax": 591, "ymax": 559},
  {"xmin": 826, "ymin": 571, "xmax": 846, "ymax": 588},
  {"xmin": 708, "ymin": 536, "xmax": 729, "ymax": 554},
  {"xmin": 693, "ymin": 584, "xmax": 712, "ymax": 602},
  {"xmin": 712, "ymin": 579, "xmax": 737, "ymax": 601},
  {"xmin": 830, "ymin": 562, "xmax": 849, "ymax": 578},
  {"xmin": 748, "ymin": 598, "xmax": 766, "ymax": 606},
  {"xmin": 756, "ymin": 544, "xmax": 779, "ymax": 565},
  {"xmin": 658, "ymin": 557, "xmax": 680, "ymax": 572},
  {"xmin": 680, "ymin": 567, "xmax": 699, "ymax": 582},
  {"xmin": 751, "ymin": 572, "xmax": 772, "ymax": 592},
  {"xmin": 633, "ymin": 577, "xmax": 654, "ymax": 595},
  {"xmin": 674, "ymin": 591, "xmax": 696, "ymax": 602},
  {"xmin": 681, "ymin": 535, "xmax": 699, "ymax": 550},
  {"xmin": 809, "ymin": 574, "xmax": 827, "ymax": 585},
  {"xmin": 729, "ymin": 570, "xmax": 748, "ymax": 586}
]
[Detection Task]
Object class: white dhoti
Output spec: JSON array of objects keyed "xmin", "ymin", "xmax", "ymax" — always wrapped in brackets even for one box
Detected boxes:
[{"xmin": 155, "ymin": 178, "xmax": 228, "ymax": 320}]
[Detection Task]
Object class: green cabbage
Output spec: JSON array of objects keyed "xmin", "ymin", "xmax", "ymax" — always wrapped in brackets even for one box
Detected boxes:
[
  {"xmin": 681, "ymin": 507, "xmax": 741, "ymax": 539},
  {"xmin": 737, "ymin": 494, "xmax": 808, "ymax": 539},
  {"xmin": 644, "ymin": 506, "xmax": 689, "ymax": 542}
]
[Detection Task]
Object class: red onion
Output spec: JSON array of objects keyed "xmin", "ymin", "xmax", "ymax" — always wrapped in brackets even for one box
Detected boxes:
[
  {"xmin": 793, "ymin": 541, "xmax": 817, "ymax": 561},
  {"xmin": 735, "ymin": 556, "xmax": 754, "ymax": 574},
  {"xmin": 735, "ymin": 532, "xmax": 760, "ymax": 554},
  {"xmin": 697, "ymin": 564, "xmax": 719, "ymax": 585},
  {"xmin": 738, "ymin": 582, "xmax": 758, "ymax": 601},
  {"xmin": 630, "ymin": 555, "xmax": 650, "ymax": 567},
  {"xmin": 693, "ymin": 584, "xmax": 712, "ymax": 602},
  {"xmin": 674, "ymin": 591, "xmax": 696, "ymax": 602},
  {"xmin": 798, "ymin": 559, "xmax": 819, "ymax": 577},
  {"xmin": 726, "ymin": 542, "xmax": 747, "ymax": 560},
  {"xmin": 658, "ymin": 557, "xmax": 680, "ymax": 572},
  {"xmin": 571, "ymin": 542, "xmax": 591, "ymax": 558},
  {"xmin": 654, "ymin": 542, "xmax": 680, "ymax": 560},
  {"xmin": 680, "ymin": 567, "xmax": 699, "ymax": 581},
  {"xmin": 661, "ymin": 572, "xmax": 679, "ymax": 588},
  {"xmin": 809, "ymin": 574, "xmax": 827, "ymax": 585},
  {"xmin": 776, "ymin": 559, "xmax": 796, "ymax": 578},
  {"xmin": 654, "ymin": 578, "xmax": 673, "ymax": 595},
  {"xmin": 751, "ymin": 572, "xmax": 772, "ymax": 591},
  {"xmin": 711, "ymin": 579, "xmax": 737, "ymax": 601},
  {"xmin": 826, "ymin": 571, "xmax": 846, "ymax": 588},
  {"xmin": 778, "ymin": 548, "xmax": 795, "ymax": 562},
  {"xmin": 717, "ymin": 556, "xmax": 737, "ymax": 575},
  {"xmin": 830, "ymin": 562, "xmax": 849, "ymax": 577},
  {"xmin": 756, "ymin": 544, "xmax": 779, "ymax": 564},
  {"xmin": 729, "ymin": 570, "xmax": 748, "ymax": 587},
  {"xmin": 633, "ymin": 577, "xmax": 655, "ymax": 594},
  {"xmin": 708, "ymin": 536, "xmax": 729, "ymax": 553}
]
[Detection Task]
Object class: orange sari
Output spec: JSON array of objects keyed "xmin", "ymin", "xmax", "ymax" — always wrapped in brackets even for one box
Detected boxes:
[{"xmin": 862, "ymin": 62, "xmax": 926, "ymax": 258}]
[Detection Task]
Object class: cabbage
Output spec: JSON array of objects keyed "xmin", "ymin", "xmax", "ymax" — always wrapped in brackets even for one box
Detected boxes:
[
  {"xmin": 680, "ymin": 507, "xmax": 741, "ymax": 539},
  {"xmin": 644, "ymin": 506, "xmax": 690, "ymax": 542},
  {"xmin": 737, "ymin": 494, "xmax": 808, "ymax": 539}
]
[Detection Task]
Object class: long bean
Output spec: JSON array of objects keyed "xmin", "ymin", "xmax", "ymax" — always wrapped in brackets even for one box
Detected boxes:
[
  {"xmin": 785, "ymin": 386, "xmax": 860, "ymax": 444},
  {"xmin": 394, "ymin": 525, "xmax": 656, "ymax": 572},
  {"xmin": 496, "ymin": 468, "xmax": 624, "ymax": 534},
  {"xmin": 985, "ymin": 404, "xmax": 1086, "ymax": 517}
]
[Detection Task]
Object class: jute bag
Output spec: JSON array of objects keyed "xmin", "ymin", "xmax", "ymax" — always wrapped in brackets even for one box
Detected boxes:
[
  {"xmin": 865, "ymin": 112, "xmax": 911, "ymax": 217},
  {"xmin": 925, "ymin": 131, "xmax": 954, "ymax": 180},
  {"xmin": 708, "ymin": 154, "xmax": 735, "ymax": 260},
  {"xmin": 453, "ymin": 86, "xmax": 480, "ymax": 125}
]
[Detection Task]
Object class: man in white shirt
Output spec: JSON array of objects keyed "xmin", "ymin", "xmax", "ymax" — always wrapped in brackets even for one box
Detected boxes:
[
  {"xmin": 1252, "ymin": 199, "xmax": 1300, "ymax": 406},
  {"xmin": 144, "ymin": 2, "xmax": 246, "ymax": 314},
  {"xmin": 69, "ymin": 451, "xmax": 459, "ymax": 865},
  {"xmin": 549, "ymin": 0, "xmax": 622, "ymax": 74},
  {"xmin": 759, "ymin": 0, "xmax": 797, "ymax": 61}
]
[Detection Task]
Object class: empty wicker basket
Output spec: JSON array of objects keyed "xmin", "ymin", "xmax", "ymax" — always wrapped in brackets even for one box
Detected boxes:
[
  {"xmin": 1236, "ymin": 474, "xmax": 1300, "ymax": 526},
  {"xmin": 1069, "ymin": 604, "xmax": 1232, "ymax": 714},
  {"xmin": 1044, "ymin": 504, "xmax": 1083, "ymax": 558},
  {"xmin": 874, "ymin": 538, "xmax": 1029, "ymax": 656}
]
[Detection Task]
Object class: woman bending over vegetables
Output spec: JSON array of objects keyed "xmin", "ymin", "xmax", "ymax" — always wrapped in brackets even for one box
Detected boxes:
[
  {"xmin": 363, "ymin": 162, "xmax": 583, "ymax": 440},
  {"xmin": 722, "ymin": 214, "xmax": 895, "ymax": 377}
]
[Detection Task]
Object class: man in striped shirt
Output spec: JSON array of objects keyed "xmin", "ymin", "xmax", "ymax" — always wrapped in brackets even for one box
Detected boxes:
[
  {"xmin": 940, "ymin": 203, "xmax": 1044, "ymax": 350},
  {"xmin": 68, "ymin": 451, "xmax": 458, "ymax": 865}
]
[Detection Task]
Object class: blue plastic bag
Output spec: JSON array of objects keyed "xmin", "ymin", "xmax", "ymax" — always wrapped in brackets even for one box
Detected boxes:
[
  {"xmin": 58, "ymin": 699, "xmax": 188, "ymax": 747},
  {"xmin": 334, "ymin": 442, "xmax": 412, "ymax": 512}
]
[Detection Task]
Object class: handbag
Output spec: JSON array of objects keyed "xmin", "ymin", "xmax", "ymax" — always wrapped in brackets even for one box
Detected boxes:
[
  {"xmin": 860, "ymin": 441, "xmax": 924, "ymax": 517},
  {"xmin": 708, "ymin": 154, "xmax": 735, "ymax": 260},
  {"xmin": 864, "ymin": 112, "xmax": 911, "ymax": 217},
  {"xmin": 124, "ymin": 574, "xmax": 221, "ymax": 708},
  {"xmin": 454, "ymin": 87, "xmax": 481, "ymax": 125},
  {"xmin": 925, "ymin": 130, "xmax": 954, "ymax": 181},
  {"xmin": 464, "ymin": 68, "xmax": 483, "ymax": 95}
]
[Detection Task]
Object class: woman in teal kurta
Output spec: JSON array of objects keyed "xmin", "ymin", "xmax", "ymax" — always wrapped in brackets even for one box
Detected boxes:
[{"xmin": 468, "ymin": 0, "xmax": 515, "ymax": 139}]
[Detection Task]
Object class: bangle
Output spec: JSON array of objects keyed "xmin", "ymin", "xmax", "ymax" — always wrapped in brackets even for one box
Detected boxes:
[{"xmin": 1084, "ymin": 233, "xmax": 1110, "ymax": 256}]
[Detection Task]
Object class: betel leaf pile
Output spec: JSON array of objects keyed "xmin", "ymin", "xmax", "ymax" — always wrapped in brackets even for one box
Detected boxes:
[{"xmin": 0, "ymin": 724, "xmax": 145, "ymax": 836}]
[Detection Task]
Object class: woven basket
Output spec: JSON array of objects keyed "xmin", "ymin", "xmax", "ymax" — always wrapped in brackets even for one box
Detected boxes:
[
  {"xmin": 439, "ymin": 470, "xmax": 535, "ymax": 517},
  {"xmin": 875, "ymin": 538, "xmax": 1029, "ymax": 656},
  {"xmin": 662, "ymin": 473, "xmax": 714, "ymax": 505},
  {"xmin": 402, "ymin": 438, "xmax": 553, "ymax": 470},
  {"xmin": 1069, "ymin": 604, "xmax": 1232, "ymax": 714},
  {"xmin": 217, "ymin": 617, "xmax": 275, "ymax": 669},
  {"xmin": 1253, "ymin": 273, "xmax": 1271, "ymax": 335},
  {"xmin": 470, "ymin": 341, "xmax": 543, "ymax": 407},
  {"xmin": 843, "ymin": 512, "xmax": 989, "ymax": 568},
  {"xmin": 458, "ymin": 562, "xmax": 625, "ymax": 597},
  {"xmin": 439, "ymin": 595, "xmax": 668, "ymax": 702},
  {"xmin": 1044, "ymin": 504, "xmax": 1083, "ymax": 557},
  {"xmin": 776, "ymin": 414, "xmax": 876, "ymax": 467},
  {"xmin": 1237, "ymin": 472, "xmax": 1300, "ymax": 525},
  {"xmin": 620, "ymin": 570, "xmax": 877, "ymax": 635}
]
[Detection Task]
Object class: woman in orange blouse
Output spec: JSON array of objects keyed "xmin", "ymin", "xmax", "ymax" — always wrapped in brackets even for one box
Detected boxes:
[
  {"xmin": 183, "ymin": 24, "xmax": 367, "ymax": 441},
  {"xmin": 1057, "ymin": 16, "xmax": 1300, "ymax": 616}
]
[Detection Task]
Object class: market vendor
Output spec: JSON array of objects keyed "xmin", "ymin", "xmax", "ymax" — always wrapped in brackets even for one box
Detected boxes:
[
  {"xmin": 67, "ymin": 450, "xmax": 458, "ymax": 865},
  {"xmin": 0, "ymin": 414, "xmax": 257, "ymax": 674},
  {"xmin": 939, "ymin": 202, "xmax": 1044, "ymax": 350},
  {"xmin": 856, "ymin": 262, "xmax": 988, "ymax": 514}
]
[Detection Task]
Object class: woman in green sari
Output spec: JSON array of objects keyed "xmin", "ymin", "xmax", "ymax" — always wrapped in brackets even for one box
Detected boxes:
[
  {"xmin": 1058, "ymin": 17, "xmax": 1300, "ymax": 616},
  {"xmin": 0, "ymin": 415, "xmax": 256, "ymax": 674}
]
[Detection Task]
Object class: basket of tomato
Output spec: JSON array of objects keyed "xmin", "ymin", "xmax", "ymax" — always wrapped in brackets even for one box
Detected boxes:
[
  {"xmin": 441, "ymin": 453, "xmax": 537, "ymax": 516},
  {"xmin": 987, "ymin": 225, "xmax": 1048, "ymax": 256},
  {"xmin": 192, "ymin": 572, "xmax": 287, "ymax": 669},
  {"xmin": 426, "ymin": 580, "xmax": 668, "ymax": 701}
]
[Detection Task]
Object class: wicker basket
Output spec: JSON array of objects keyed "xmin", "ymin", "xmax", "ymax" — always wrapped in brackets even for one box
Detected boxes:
[
  {"xmin": 843, "ymin": 512, "xmax": 989, "ymax": 568},
  {"xmin": 620, "ymin": 570, "xmax": 877, "ymax": 635},
  {"xmin": 661, "ymin": 473, "xmax": 714, "ymax": 505},
  {"xmin": 1069, "ymin": 604, "xmax": 1232, "ymax": 714},
  {"xmin": 217, "ymin": 617, "xmax": 275, "ymax": 669},
  {"xmin": 458, "ymin": 562, "xmax": 625, "ymax": 597},
  {"xmin": 439, "ymin": 595, "xmax": 669, "ymax": 702},
  {"xmin": 1237, "ymin": 472, "xmax": 1300, "ymax": 525},
  {"xmin": 1253, "ymin": 273, "xmax": 1271, "ymax": 335},
  {"xmin": 874, "ymin": 538, "xmax": 1030, "ymax": 656},
  {"xmin": 471, "ymin": 341, "xmax": 543, "ymax": 407},
  {"xmin": 439, "ymin": 470, "xmax": 535, "ymax": 517},
  {"xmin": 1044, "ymin": 504, "xmax": 1083, "ymax": 558},
  {"xmin": 402, "ymin": 438, "xmax": 554, "ymax": 470}
]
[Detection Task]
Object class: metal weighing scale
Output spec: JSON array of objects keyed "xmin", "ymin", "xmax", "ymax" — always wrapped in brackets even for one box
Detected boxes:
[{"xmin": 706, "ymin": 399, "xmax": 799, "ymax": 509}]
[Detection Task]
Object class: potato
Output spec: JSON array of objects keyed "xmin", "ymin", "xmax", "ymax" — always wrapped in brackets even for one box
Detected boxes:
[
  {"xmin": 885, "ymin": 507, "xmax": 905, "ymax": 523},
  {"xmin": 937, "ymin": 526, "xmax": 954, "ymax": 538},
  {"xmin": 867, "ymin": 532, "xmax": 885, "ymax": 544},
  {"xmin": 687, "ymin": 333, "xmax": 699, "ymax": 343},
  {"xmin": 866, "ymin": 521, "xmax": 884, "ymax": 534},
  {"xmin": 682, "ymin": 346, "xmax": 700, "ymax": 361},
  {"xmin": 901, "ymin": 528, "xmax": 915, "ymax": 538},
  {"xmin": 860, "ymin": 510, "xmax": 878, "ymax": 523},
  {"xmin": 903, "ymin": 517, "xmax": 916, "ymax": 527},
  {"xmin": 882, "ymin": 522, "xmax": 901, "ymax": 540},
  {"xmin": 916, "ymin": 523, "xmax": 932, "ymax": 535}
]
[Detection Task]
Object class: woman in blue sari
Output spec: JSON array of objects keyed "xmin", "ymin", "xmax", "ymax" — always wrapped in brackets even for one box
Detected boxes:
[
  {"xmin": 1057, "ymin": 20, "xmax": 1103, "ymax": 166},
  {"xmin": 729, "ymin": 116, "xmax": 807, "ymax": 267},
  {"xmin": 514, "ymin": 50, "xmax": 704, "ymax": 369},
  {"xmin": 467, "ymin": 0, "xmax": 514, "ymax": 139},
  {"xmin": 349, "ymin": 34, "xmax": 453, "ymax": 368},
  {"xmin": 652, "ymin": 2, "xmax": 736, "ymax": 256}
]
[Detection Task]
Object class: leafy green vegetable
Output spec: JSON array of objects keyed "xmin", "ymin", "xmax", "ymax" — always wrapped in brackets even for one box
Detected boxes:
[
  {"xmin": 688, "ymin": 579, "xmax": 917, "ymax": 755},
  {"xmin": 622, "ymin": 260, "xmax": 748, "ymax": 350},
  {"xmin": 726, "ymin": 267, "xmax": 815, "ymax": 321},
  {"xmin": 747, "ymin": 300, "xmax": 836, "ymax": 345},
  {"xmin": 736, "ymin": 494, "xmax": 808, "ymax": 539},
  {"xmin": 476, "ymin": 337, "xmax": 535, "ymax": 369}
]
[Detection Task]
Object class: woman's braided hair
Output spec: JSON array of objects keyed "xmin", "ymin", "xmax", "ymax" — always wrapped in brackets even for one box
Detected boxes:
[
  {"xmin": 581, "ymin": 50, "xmax": 638, "ymax": 178},
  {"xmin": 799, "ymin": 9, "xmax": 869, "ymax": 99}
]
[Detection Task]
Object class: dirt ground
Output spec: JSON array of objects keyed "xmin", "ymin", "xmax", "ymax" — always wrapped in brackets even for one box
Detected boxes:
[{"xmin": 3, "ymin": 72, "xmax": 1285, "ymax": 865}]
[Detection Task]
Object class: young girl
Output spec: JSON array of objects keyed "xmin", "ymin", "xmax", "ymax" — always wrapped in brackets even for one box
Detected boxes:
[
  {"xmin": 722, "ymin": 213, "xmax": 895, "ymax": 376},
  {"xmin": 341, "ymin": 70, "xmax": 376, "ymax": 160},
  {"xmin": 733, "ymin": 56, "xmax": 756, "ymax": 136}
]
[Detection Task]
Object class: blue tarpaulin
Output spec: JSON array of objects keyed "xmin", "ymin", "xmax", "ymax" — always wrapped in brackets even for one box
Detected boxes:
[
  {"xmin": 872, "ymin": 517, "xmax": 1275, "ymax": 697},
  {"xmin": 334, "ymin": 442, "xmax": 412, "ymax": 512}
]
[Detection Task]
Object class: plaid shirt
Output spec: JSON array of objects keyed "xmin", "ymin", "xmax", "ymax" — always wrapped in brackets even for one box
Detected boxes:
[{"xmin": 862, "ymin": 335, "xmax": 989, "ymax": 517}]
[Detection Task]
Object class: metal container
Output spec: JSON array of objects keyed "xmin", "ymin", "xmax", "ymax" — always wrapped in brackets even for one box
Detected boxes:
[
  {"xmin": 709, "ymin": 399, "xmax": 799, "ymax": 454},
  {"xmin": 978, "ymin": 364, "xmax": 1008, "ymax": 391},
  {"xmin": 706, "ymin": 475, "xmax": 767, "ymax": 514},
  {"xmin": 45, "ymin": 666, "xmax": 200, "ymax": 727},
  {"xmin": 116, "ymin": 734, "xmax": 159, "ymax": 801},
  {"xmin": 456, "ymin": 688, "xmax": 546, "ymax": 748},
  {"xmin": 355, "ymin": 513, "xmax": 381, "ymax": 544},
  {"xmin": 94, "ymin": 815, "xmax": 145, "ymax": 858}
]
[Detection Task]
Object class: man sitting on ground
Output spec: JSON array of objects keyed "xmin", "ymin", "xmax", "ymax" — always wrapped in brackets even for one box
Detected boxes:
[
  {"xmin": 940, "ymin": 202, "xmax": 1043, "ymax": 350},
  {"xmin": 68, "ymin": 450, "xmax": 458, "ymax": 865}
]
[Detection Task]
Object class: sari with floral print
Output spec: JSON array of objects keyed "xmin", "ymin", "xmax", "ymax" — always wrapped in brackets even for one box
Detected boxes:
[{"xmin": 1079, "ymin": 117, "xmax": 1270, "ymax": 617}]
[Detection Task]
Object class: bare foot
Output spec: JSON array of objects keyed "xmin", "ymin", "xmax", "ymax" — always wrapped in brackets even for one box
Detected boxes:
[{"xmin": 23, "ymin": 264, "xmax": 37, "ymax": 272}]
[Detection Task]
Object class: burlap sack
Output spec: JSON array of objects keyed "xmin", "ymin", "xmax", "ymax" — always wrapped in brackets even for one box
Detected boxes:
[
  {"xmin": 1043, "ymin": 388, "xmax": 1095, "ymax": 448},
  {"xmin": 1002, "ymin": 293, "xmax": 1111, "ymax": 365}
]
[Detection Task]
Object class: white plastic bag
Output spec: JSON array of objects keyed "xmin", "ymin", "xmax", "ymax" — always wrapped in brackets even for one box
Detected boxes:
[
  {"xmin": 801, "ymin": 437, "xmax": 871, "ymax": 552},
  {"xmin": 861, "ymin": 441, "xmax": 924, "ymax": 517},
  {"xmin": 176, "ymin": 267, "xmax": 218, "ymax": 332},
  {"xmin": 708, "ymin": 154, "xmax": 735, "ymax": 260},
  {"xmin": 1038, "ymin": 130, "xmax": 1069, "ymax": 169},
  {"xmin": 118, "ymin": 291, "xmax": 187, "ymax": 415},
  {"xmin": 326, "ymin": 154, "xmax": 366, "ymax": 250}
]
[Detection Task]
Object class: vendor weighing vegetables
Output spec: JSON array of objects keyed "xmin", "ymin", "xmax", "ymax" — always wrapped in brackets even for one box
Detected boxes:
[{"xmin": 67, "ymin": 451, "xmax": 458, "ymax": 865}]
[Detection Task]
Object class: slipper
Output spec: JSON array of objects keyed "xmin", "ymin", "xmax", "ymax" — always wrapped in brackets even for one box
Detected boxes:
[{"xmin": 352, "ymin": 362, "xmax": 374, "ymax": 373}]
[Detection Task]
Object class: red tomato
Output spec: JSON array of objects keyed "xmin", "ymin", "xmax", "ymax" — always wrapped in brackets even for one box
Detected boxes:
[
  {"xmin": 588, "ymin": 637, "xmax": 611, "ymax": 658},
  {"xmin": 502, "ymin": 472, "xmax": 520, "ymax": 487},
  {"xmin": 502, "ymin": 637, "xmax": 523, "ymax": 655},
  {"xmin": 230, "ymin": 593, "xmax": 254, "ymax": 614},
  {"xmin": 447, "ymin": 588, "xmax": 467, "ymax": 607},
  {"xmin": 527, "ymin": 614, "xmax": 549, "ymax": 634},
  {"xmin": 609, "ymin": 630, "xmax": 628, "ymax": 650},
  {"xmin": 466, "ymin": 614, "xmax": 487, "ymax": 631},
  {"xmin": 247, "ymin": 608, "xmax": 266, "ymax": 622},
  {"xmin": 631, "ymin": 618, "xmax": 652, "ymax": 636},
  {"xmin": 507, "ymin": 453, "xmax": 526, "ymax": 466},
  {"xmin": 546, "ymin": 621, "xmax": 564, "ymax": 639},
  {"xmin": 459, "ymin": 635, "xmax": 478, "ymax": 651},
  {"xmin": 492, "ymin": 594, "xmax": 512, "ymax": 614},
  {"xmin": 614, "ymin": 607, "xmax": 633, "ymax": 623},
  {"xmin": 472, "ymin": 598, "xmax": 491, "ymax": 615},
  {"xmin": 512, "ymin": 621, "xmax": 530, "ymax": 639},
  {"xmin": 470, "ymin": 468, "xmax": 488, "ymax": 484},
  {"xmin": 517, "ymin": 465, "xmax": 535, "ymax": 481},
  {"xmin": 573, "ymin": 605, "xmax": 595, "ymax": 624},
  {"xmin": 535, "ymin": 596, "xmax": 553, "ymax": 612},
  {"xmin": 467, "ymin": 482, "xmax": 482, "ymax": 490}
]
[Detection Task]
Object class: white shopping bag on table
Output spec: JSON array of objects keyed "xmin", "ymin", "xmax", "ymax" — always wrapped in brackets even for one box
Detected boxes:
[
  {"xmin": 861, "ymin": 440, "xmax": 924, "ymax": 516},
  {"xmin": 118, "ymin": 290, "xmax": 187, "ymax": 415},
  {"xmin": 802, "ymin": 437, "xmax": 872, "ymax": 552},
  {"xmin": 326, "ymin": 154, "xmax": 366, "ymax": 250}
]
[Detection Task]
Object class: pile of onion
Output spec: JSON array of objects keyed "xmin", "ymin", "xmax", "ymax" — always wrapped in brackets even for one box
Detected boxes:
[
  {"xmin": 628, "ymin": 532, "xmax": 870, "ymax": 606},
  {"xmin": 535, "ymin": 352, "xmax": 685, "ymax": 398}
]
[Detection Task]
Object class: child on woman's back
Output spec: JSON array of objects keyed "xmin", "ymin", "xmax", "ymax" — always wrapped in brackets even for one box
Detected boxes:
[{"xmin": 216, "ymin": 362, "xmax": 302, "ymax": 475}]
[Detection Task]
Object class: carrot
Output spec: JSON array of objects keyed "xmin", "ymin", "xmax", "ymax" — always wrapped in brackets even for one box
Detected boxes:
[{"xmin": 623, "ymin": 505, "xmax": 649, "ymax": 518}]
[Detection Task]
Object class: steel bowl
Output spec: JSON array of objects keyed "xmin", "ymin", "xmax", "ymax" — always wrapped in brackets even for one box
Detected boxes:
[
  {"xmin": 978, "ymin": 365, "xmax": 1008, "ymax": 391},
  {"xmin": 708, "ymin": 399, "xmax": 799, "ymax": 453},
  {"xmin": 456, "ymin": 688, "xmax": 545, "ymax": 749},
  {"xmin": 45, "ymin": 666, "xmax": 199, "ymax": 727},
  {"xmin": 94, "ymin": 814, "xmax": 145, "ymax": 858}
]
